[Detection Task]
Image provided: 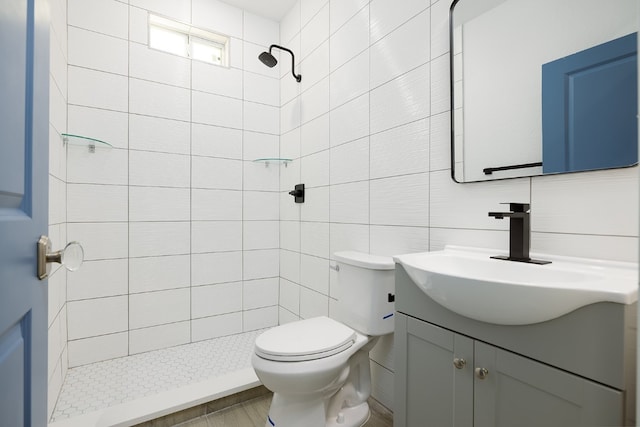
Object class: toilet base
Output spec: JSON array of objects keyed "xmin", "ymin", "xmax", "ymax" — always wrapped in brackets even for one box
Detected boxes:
[
  {"xmin": 326, "ymin": 401, "xmax": 370, "ymax": 427},
  {"xmin": 263, "ymin": 394, "xmax": 370, "ymax": 427}
]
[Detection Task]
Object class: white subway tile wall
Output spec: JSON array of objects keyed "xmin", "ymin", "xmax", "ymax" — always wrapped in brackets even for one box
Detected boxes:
[
  {"xmin": 278, "ymin": 0, "xmax": 638, "ymax": 411},
  {"xmin": 63, "ymin": 0, "xmax": 281, "ymax": 378}
]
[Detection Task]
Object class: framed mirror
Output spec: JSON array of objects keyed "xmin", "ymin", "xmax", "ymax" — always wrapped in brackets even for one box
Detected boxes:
[{"xmin": 450, "ymin": 0, "xmax": 638, "ymax": 183}]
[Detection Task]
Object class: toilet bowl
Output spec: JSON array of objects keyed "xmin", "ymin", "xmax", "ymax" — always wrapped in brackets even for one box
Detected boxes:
[{"xmin": 251, "ymin": 252, "xmax": 395, "ymax": 427}]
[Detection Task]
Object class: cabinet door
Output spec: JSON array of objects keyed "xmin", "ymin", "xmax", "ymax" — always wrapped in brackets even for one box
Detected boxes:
[
  {"xmin": 395, "ymin": 314, "xmax": 474, "ymax": 427},
  {"xmin": 473, "ymin": 342, "xmax": 623, "ymax": 427}
]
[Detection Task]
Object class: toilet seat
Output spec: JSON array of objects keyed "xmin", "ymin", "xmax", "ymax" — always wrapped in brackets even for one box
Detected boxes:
[{"xmin": 255, "ymin": 316, "xmax": 356, "ymax": 362}]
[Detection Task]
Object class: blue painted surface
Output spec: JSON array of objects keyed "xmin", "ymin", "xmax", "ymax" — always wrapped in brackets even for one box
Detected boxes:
[
  {"xmin": 542, "ymin": 33, "xmax": 638, "ymax": 174},
  {"xmin": 0, "ymin": 0, "xmax": 49, "ymax": 426}
]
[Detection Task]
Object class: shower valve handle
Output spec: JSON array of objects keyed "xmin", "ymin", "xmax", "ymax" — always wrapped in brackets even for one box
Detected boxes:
[{"xmin": 289, "ymin": 184, "xmax": 305, "ymax": 203}]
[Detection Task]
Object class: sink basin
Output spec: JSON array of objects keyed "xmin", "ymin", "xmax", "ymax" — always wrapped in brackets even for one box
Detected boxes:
[{"xmin": 393, "ymin": 246, "xmax": 638, "ymax": 325}]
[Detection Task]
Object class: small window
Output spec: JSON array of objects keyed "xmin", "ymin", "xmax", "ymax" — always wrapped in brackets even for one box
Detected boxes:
[{"xmin": 148, "ymin": 14, "xmax": 229, "ymax": 66}]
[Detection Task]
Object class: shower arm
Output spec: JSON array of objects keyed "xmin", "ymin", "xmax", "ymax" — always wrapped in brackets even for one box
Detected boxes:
[{"xmin": 269, "ymin": 44, "xmax": 302, "ymax": 82}]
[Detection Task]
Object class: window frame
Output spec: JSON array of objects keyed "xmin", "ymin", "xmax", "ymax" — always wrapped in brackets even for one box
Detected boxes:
[{"xmin": 148, "ymin": 14, "xmax": 230, "ymax": 67}]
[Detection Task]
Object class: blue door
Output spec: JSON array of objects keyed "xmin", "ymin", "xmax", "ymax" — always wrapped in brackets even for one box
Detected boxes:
[
  {"xmin": 542, "ymin": 33, "xmax": 638, "ymax": 174},
  {"xmin": 0, "ymin": 0, "xmax": 49, "ymax": 426}
]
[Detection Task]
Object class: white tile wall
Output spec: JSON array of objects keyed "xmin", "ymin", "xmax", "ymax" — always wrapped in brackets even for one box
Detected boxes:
[
  {"xmin": 60, "ymin": 0, "xmax": 283, "ymax": 373},
  {"xmin": 300, "ymin": 3, "xmax": 329, "ymax": 59},
  {"xmin": 244, "ymin": 278, "xmax": 279, "ymax": 309},
  {"xmin": 67, "ymin": 184, "xmax": 128, "ymax": 222},
  {"xmin": 129, "ymin": 42, "xmax": 191, "ymax": 88},
  {"xmin": 67, "ymin": 259, "xmax": 128, "ymax": 300},
  {"xmin": 129, "ymin": 288, "xmax": 191, "ymax": 329},
  {"xmin": 369, "ymin": 9, "xmax": 430, "ymax": 89},
  {"xmin": 193, "ymin": 61, "xmax": 243, "ymax": 99},
  {"xmin": 53, "ymin": 0, "xmax": 640, "ymax": 420},
  {"xmin": 301, "ymin": 113, "xmax": 330, "ymax": 156},
  {"xmin": 301, "ymin": 41, "xmax": 330, "ymax": 93},
  {"xmin": 192, "ymin": 221, "xmax": 243, "ymax": 253},
  {"xmin": 192, "ymin": 252, "xmax": 243, "ymax": 286},
  {"xmin": 192, "ymin": 282, "xmax": 243, "ymax": 318},
  {"xmin": 192, "ymin": 90, "xmax": 243, "ymax": 128},
  {"xmin": 68, "ymin": 66, "xmax": 128, "ymax": 111},
  {"xmin": 129, "ymin": 255, "xmax": 191, "ymax": 293},
  {"xmin": 68, "ymin": 0, "xmax": 128, "ymax": 39},
  {"xmin": 129, "ymin": 0, "xmax": 191, "ymax": 23},
  {"xmin": 192, "ymin": 0, "xmax": 243, "ymax": 39},
  {"xmin": 67, "ymin": 222, "xmax": 129, "ymax": 261},
  {"xmin": 329, "ymin": 50, "xmax": 369, "ymax": 109},
  {"xmin": 191, "ymin": 312, "xmax": 243, "ymax": 341},
  {"xmin": 129, "ymin": 222, "xmax": 191, "ymax": 257},
  {"xmin": 192, "ymin": 123, "xmax": 243, "ymax": 159},
  {"xmin": 370, "ymin": 63, "xmax": 430, "ymax": 133},
  {"xmin": 130, "ymin": 79, "xmax": 191, "ymax": 121},
  {"xmin": 329, "ymin": 6, "xmax": 369, "ymax": 72},
  {"xmin": 129, "ymin": 187, "xmax": 190, "ymax": 221},
  {"xmin": 68, "ymin": 105, "xmax": 128, "ymax": 149},
  {"xmin": 67, "ymin": 296, "xmax": 128, "ymax": 340},
  {"xmin": 278, "ymin": 0, "xmax": 639, "ymax": 413},
  {"xmin": 129, "ymin": 321, "xmax": 190, "ymax": 355},
  {"xmin": 68, "ymin": 26, "xmax": 128, "ymax": 75},
  {"xmin": 67, "ymin": 332, "xmax": 128, "ymax": 367},
  {"xmin": 329, "ymin": 93, "xmax": 369, "ymax": 147}
]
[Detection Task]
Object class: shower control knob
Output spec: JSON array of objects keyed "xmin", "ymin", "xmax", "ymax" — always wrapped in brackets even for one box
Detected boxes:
[
  {"xmin": 475, "ymin": 367, "xmax": 489, "ymax": 379},
  {"xmin": 453, "ymin": 358, "xmax": 466, "ymax": 369}
]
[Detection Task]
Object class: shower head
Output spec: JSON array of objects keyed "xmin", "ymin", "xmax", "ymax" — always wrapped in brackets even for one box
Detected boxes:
[
  {"xmin": 258, "ymin": 51, "xmax": 278, "ymax": 68},
  {"xmin": 258, "ymin": 44, "xmax": 301, "ymax": 82}
]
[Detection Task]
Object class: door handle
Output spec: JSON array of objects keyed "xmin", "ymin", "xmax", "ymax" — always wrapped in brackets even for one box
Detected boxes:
[{"xmin": 37, "ymin": 236, "xmax": 84, "ymax": 280}]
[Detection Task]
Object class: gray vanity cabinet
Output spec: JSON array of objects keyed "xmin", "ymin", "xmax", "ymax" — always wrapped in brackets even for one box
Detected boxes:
[
  {"xmin": 395, "ymin": 313, "xmax": 623, "ymax": 427},
  {"xmin": 394, "ymin": 265, "xmax": 635, "ymax": 427},
  {"xmin": 395, "ymin": 314, "xmax": 473, "ymax": 427}
]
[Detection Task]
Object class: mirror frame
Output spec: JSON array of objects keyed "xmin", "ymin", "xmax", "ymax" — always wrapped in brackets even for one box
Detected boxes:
[{"xmin": 448, "ymin": 0, "xmax": 638, "ymax": 184}]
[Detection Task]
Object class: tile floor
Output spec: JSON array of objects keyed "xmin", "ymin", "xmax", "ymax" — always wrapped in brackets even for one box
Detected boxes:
[
  {"xmin": 174, "ymin": 394, "xmax": 394, "ymax": 427},
  {"xmin": 51, "ymin": 330, "xmax": 266, "ymax": 423}
]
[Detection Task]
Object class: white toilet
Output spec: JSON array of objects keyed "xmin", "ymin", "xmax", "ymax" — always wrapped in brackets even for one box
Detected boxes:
[{"xmin": 252, "ymin": 251, "xmax": 395, "ymax": 427}]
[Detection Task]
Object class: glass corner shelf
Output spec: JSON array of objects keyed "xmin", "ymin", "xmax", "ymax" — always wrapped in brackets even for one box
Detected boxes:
[
  {"xmin": 252, "ymin": 158, "xmax": 292, "ymax": 168},
  {"xmin": 62, "ymin": 133, "xmax": 113, "ymax": 153}
]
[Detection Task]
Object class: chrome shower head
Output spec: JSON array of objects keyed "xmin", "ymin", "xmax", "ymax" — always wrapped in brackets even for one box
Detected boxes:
[
  {"xmin": 258, "ymin": 51, "xmax": 278, "ymax": 68},
  {"xmin": 258, "ymin": 44, "xmax": 301, "ymax": 82}
]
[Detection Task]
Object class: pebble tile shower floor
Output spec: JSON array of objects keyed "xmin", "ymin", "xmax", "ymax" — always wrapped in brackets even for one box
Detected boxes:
[{"xmin": 51, "ymin": 330, "xmax": 266, "ymax": 423}]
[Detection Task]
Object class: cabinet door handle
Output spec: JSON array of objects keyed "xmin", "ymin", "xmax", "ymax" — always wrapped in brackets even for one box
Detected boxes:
[
  {"xmin": 475, "ymin": 367, "xmax": 489, "ymax": 379},
  {"xmin": 453, "ymin": 358, "xmax": 466, "ymax": 369}
]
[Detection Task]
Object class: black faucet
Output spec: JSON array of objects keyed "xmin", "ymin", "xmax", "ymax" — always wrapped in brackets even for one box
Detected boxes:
[{"xmin": 488, "ymin": 203, "xmax": 550, "ymax": 265}]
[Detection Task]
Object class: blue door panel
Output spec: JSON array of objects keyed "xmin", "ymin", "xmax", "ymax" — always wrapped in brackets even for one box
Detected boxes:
[
  {"xmin": 542, "ymin": 33, "xmax": 638, "ymax": 174},
  {"xmin": 0, "ymin": 321, "xmax": 27, "ymax": 427},
  {"xmin": 0, "ymin": 0, "xmax": 49, "ymax": 425}
]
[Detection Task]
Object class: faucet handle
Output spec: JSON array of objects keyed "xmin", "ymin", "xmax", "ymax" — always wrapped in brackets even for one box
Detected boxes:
[{"xmin": 500, "ymin": 202, "xmax": 529, "ymax": 212}]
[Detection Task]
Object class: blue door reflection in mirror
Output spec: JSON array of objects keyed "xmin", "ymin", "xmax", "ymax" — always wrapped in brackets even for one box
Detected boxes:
[{"xmin": 542, "ymin": 32, "xmax": 638, "ymax": 174}]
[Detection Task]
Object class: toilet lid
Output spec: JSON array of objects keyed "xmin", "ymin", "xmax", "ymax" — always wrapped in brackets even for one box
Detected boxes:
[{"xmin": 255, "ymin": 316, "xmax": 356, "ymax": 362}]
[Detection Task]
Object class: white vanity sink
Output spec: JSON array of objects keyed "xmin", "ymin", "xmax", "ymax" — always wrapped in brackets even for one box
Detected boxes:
[{"xmin": 393, "ymin": 246, "xmax": 638, "ymax": 325}]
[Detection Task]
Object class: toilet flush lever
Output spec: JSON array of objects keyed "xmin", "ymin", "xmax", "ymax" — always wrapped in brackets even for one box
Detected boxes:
[{"xmin": 329, "ymin": 264, "xmax": 339, "ymax": 272}]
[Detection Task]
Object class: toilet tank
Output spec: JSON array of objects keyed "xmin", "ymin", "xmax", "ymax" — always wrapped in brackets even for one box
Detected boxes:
[{"xmin": 333, "ymin": 251, "xmax": 395, "ymax": 336}]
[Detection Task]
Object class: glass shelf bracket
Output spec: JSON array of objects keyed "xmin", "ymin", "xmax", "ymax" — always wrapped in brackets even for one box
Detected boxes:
[{"xmin": 62, "ymin": 133, "xmax": 113, "ymax": 153}]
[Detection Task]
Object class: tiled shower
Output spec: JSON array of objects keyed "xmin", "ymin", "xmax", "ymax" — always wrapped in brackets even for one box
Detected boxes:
[{"xmin": 47, "ymin": 0, "xmax": 639, "ymax": 424}]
